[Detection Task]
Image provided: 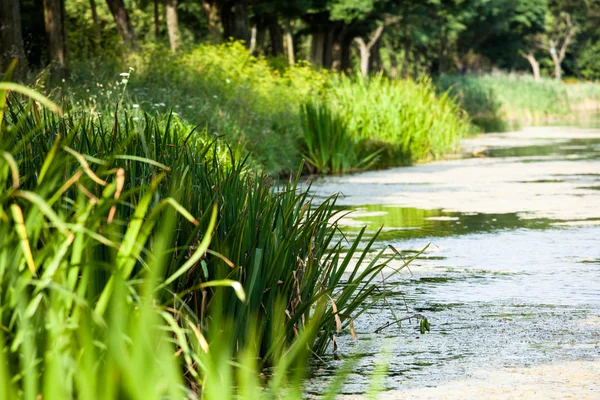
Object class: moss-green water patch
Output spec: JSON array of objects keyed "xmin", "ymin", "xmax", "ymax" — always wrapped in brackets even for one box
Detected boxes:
[{"xmin": 338, "ymin": 205, "xmax": 558, "ymax": 241}]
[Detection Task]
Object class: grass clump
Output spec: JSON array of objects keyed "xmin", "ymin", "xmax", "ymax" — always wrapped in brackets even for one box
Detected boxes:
[
  {"xmin": 0, "ymin": 85, "xmax": 421, "ymax": 397},
  {"xmin": 299, "ymin": 101, "xmax": 381, "ymax": 174},
  {"xmin": 328, "ymin": 75, "xmax": 470, "ymax": 167}
]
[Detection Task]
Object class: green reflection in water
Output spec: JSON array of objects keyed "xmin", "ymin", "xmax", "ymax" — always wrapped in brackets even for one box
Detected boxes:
[
  {"xmin": 482, "ymin": 138, "xmax": 600, "ymax": 159},
  {"xmin": 340, "ymin": 205, "xmax": 558, "ymax": 241}
]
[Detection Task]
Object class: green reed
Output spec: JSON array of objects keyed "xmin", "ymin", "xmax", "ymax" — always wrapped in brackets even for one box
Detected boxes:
[
  {"xmin": 438, "ymin": 73, "xmax": 600, "ymax": 131},
  {"xmin": 328, "ymin": 74, "xmax": 470, "ymax": 167},
  {"xmin": 299, "ymin": 101, "xmax": 381, "ymax": 174},
  {"xmin": 0, "ymin": 84, "xmax": 422, "ymax": 398}
]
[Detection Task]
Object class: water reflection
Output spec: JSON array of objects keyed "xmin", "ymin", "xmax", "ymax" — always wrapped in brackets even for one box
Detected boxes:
[{"xmin": 306, "ymin": 126, "xmax": 600, "ymax": 395}]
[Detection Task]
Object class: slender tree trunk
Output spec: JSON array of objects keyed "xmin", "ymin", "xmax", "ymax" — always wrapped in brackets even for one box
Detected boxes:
[
  {"xmin": 323, "ymin": 29, "xmax": 334, "ymax": 69},
  {"xmin": 547, "ymin": 14, "xmax": 575, "ymax": 80},
  {"xmin": 310, "ymin": 31, "xmax": 326, "ymax": 67},
  {"xmin": 251, "ymin": 17, "xmax": 266, "ymax": 55},
  {"xmin": 284, "ymin": 18, "xmax": 294, "ymax": 65},
  {"xmin": 520, "ymin": 51, "xmax": 540, "ymax": 81},
  {"xmin": 354, "ymin": 38, "xmax": 370, "ymax": 76},
  {"xmin": 412, "ymin": 50, "xmax": 419, "ymax": 78},
  {"xmin": 439, "ymin": 28, "xmax": 448, "ymax": 74},
  {"xmin": 221, "ymin": 1, "xmax": 250, "ymax": 45},
  {"xmin": 43, "ymin": 0, "xmax": 66, "ymax": 69},
  {"xmin": 370, "ymin": 40, "xmax": 382, "ymax": 74},
  {"xmin": 332, "ymin": 40, "xmax": 342, "ymax": 71},
  {"xmin": 154, "ymin": 0, "xmax": 160, "ymax": 38},
  {"xmin": 165, "ymin": 0, "xmax": 180, "ymax": 52},
  {"xmin": 89, "ymin": 0, "xmax": 102, "ymax": 45},
  {"xmin": 341, "ymin": 36, "xmax": 351, "ymax": 74},
  {"xmin": 389, "ymin": 51, "xmax": 398, "ymax": 79},
  {"xmin": 400, "ymin": 46, "xmax": 409, "ymax": 79},
  {"xmin": 353, "ymin": 23, "xmax": 385, "ymax": 76},
  {"xmin": 0, "ymin": 0, "xmax": 27, "ymax": 72},
  {"xmin": 548, "ymin": 40, "xmax": 562, "ymax": 80},
  {"xmin": 105, "ymin": 0, "xmax": 137, "ymax": 50},
  {"xmin": 201, "ymin": 0, "xmax": 220, "ymax": 43},
  {"xmin": 268, "ymin": 19, "xmax": 284, "ymax": 57},
  {"xmin": 331, "ymin": 26, "xmax": 346, "ymax": 72}
]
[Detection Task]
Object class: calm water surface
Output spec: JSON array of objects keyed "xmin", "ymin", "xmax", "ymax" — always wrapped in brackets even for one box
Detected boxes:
[{"xmin": 304, "ymin": 126, "xmax": 600, "ymax": 395}]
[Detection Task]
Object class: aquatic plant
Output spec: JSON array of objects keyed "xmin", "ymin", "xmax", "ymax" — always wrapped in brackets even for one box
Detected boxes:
[
  {"xmin": 0, "ymin": 83, "xmax": 423, "ymax": 397},
  {"xmin": 299, "ymin": 101, "xmax": 381, "ymax": 174},
  {"xmin": 329, "ymin": 74, "xmax": 470, "ymax": 167}
]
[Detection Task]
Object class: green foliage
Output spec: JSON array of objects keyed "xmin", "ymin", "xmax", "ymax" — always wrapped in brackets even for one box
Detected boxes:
[
  {"xmin": 438, "ymin": 73, "xmax": 600, "ymax": 130},
  {"xmin": 328, "ymin": 74, "xmax": 470, "ymax": 166},
  {"xmin": 62, "ymin": 41, "xmax": 329, "ymax": 175},
  {"xmin": 299, "ymin": 101, "xmax": 380, "ymax": 174},
  {"xmin": 0, "ymin": 86, "xmax": 422, "ymax": 396},
  {"xmin": 578, "ymin": 40, "xmax": 600, "ymax": 81},
  {"xmin": 50, "ymin": 42, "xmax": 467, "ymax": 175}
]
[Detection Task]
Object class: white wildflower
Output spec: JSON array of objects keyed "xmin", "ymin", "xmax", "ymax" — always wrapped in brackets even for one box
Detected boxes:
[
  {"xmin": 132, "ymin": 104, "xmax": 140, "ymax": 108},
  {"xmin": 120, "ymin": 72, "xmax": 130, "ymax": 77}
]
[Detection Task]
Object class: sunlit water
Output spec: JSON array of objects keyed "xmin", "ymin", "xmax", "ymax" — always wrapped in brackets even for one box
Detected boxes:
[{"xmin": 303, "ymin": 125, "xmax": 600, "ymax": 395}]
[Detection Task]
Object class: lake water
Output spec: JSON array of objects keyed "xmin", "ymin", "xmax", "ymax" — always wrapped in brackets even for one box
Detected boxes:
[{"xmin": 304, "ymin": 125, "xmax": 600, "ymax": 397}]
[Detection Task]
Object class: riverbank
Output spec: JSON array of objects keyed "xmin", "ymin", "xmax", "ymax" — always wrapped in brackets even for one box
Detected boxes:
[
  {"xmin": 39, "ymin": 43, "xmax": 469, "ymax": 176},
  {"xmin": 438, "ymin": 74, "xmax": 600, "ymax": 132}
]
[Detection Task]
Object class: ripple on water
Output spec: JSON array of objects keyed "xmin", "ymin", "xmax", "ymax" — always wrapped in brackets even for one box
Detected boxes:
[{"xmin": 306, "ymin": 126, "xmax": 600, "ymax": 396}]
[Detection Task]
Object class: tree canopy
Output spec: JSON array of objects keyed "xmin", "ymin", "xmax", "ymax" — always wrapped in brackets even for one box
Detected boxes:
[{"xmin": 2, "ymin": 0, "xmax": 600, "ymax": 79}]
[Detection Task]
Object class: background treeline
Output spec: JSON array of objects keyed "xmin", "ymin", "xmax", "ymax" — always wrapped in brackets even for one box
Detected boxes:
[{"xmin": 3, "ymin": 0, "xmax": 600, "ymax": 80}]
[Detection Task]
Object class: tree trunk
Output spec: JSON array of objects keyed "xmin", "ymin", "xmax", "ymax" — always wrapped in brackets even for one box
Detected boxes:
[
  {"xmin": 331, "ymin": 26, "xmax": 346, "ymax": 72},
  {"xmin": 341, "ymin": 36, "xmax": 352, "ymax": 74},
  {"xmin": 165, "ymin": 0, "xmax": 180, "ymax": 52},
  {"xmin": 547, "ymin": 14, "xmax": 575, "ymax": 80},
  {"xmin": 105, "ymin": 0, "xmax": 137, "ymax": 50},
  {"xmin": 268, "ymin": 19, "xmax": 284, "ymax": 57},
  {"xmin": 549, "ymin": 40, "xmax": 562, "ymax": 80},
  {"xmin": 332, "ymin": 40, "xmax": 342, "ymax": 71},
  {"xmin": 412, "ymin": 50, "xmax": 419, "ymax": 78},
  {"xmin": 400, "ymin": 46, "xmax": 409, "ymax": 79},
  {"xmin": 310, "ymin": 31, "xmax": 326, "ymax": 67},
  {"xmin": 154, "ymin": 0, "xmax": 160, "ymax": 38},
  {"xmin": 354, "ymin": 38, "xmax": 370, "ymax": 77},
  {"xmin": 221, "ymin": 1, "xmax": 250, "ymax": 45},
  {"xmin": 370, "ymin": 40, "xmax": 382, "ymax": 74},
  {"xmin": 89, "ymin": 0, "xmax": 102, "ymax": 45},
  {"xmin": 439, "ymin": 28, "xmax": 448, "ymax": 74},
  {"xmin": 251, "ymin": 17, "xmax": 266, "ymax": 55},
  {"xmin": 353, "ymin": 24, "xmax": 385, "ymax": 77},
  {"xmin": 324, "ymin": 29, "xmax": 335, "ymax": 69},
  {"xmin": 521, "ymin": 51, "xmax": 540, "ymax": 81},
  {"xmin": 43, "ymin": 0, "xmax": 66, "ymax": 69},
  {"xmin": 388, "ymin": 51, "xmax": 398, "ymax": 79},
  {"xmin": 284, "ymin": 18, "xmax": 294, "ymax": 65},
  {"xmin": 201, "ymin": 0, "xmax": 220, "ymax": 43},
  {"xmin": 0, "ymin": 0, "xmax": 27, "ymax": 72}
]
